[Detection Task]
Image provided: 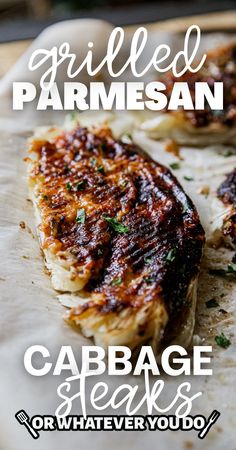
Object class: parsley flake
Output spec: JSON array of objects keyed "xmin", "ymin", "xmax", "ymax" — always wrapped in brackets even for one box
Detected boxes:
[
  {"xmin": 166, "ymin": 248, "xmax": 177, "ymax": 262},
  {"xmin": 205, "ymin": 298, "xmax": 219, "ymax": 308},
  {"xmin": 76, "ymin": 181, "xmax": 85, "ymax": 191},
  {"xmin": 144, "ymin": 256, "xmax": 153, "ymax": 264},
  {"xmin": 170, "ymin": 162, "xmax": 180, "ymax": 170},
  {"xmin": 97, "ymin": 165, "xmax": 105, "ymax": 174},
  {"xmin": 215, "ymin": 333, "xmax": 231, "ymax": 349},
  {"xmin": 76, "ymin": 208, "xmax": 86, "ymax": 224},
  {"xmin": 145, "ymin": 276, "xmax": 155, "ymax": 284},
  {"xmin": 229, "ymin": 263, "xmax": 236, "ymax": 272},
  {"xmin": 66, "ymin": 182, "xmax": 72, "ymax": 191},
  {"xmin": 103, "ymin": 216, "xmax": 129, "ymax": 234},
  {"xmin": 209, "ymin": 263, "xmax": 236, "ymax": 277},
  {"xmin": 221, "ymin": 150, "xmax": 235, "ymax": 158},
  {"xmin": 111, "ymin": 278, "xmax": 122, "ymax": 286},
  {"xmin": 182, "ymin": 201, "xmax": 189, "ymax": 214},
  {"xmin": 90, "ymin": 157, "xmax": 97, "ymax": 166},
  {"xmin": 184, "ymin": 176, "xmax": 194, "ymax": 182}
]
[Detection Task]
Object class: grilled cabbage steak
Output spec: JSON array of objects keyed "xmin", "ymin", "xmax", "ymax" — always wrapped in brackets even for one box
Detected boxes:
[
  {"xmin": 27, "ymin": 124, "xmax": 205, "ymax": 350},
  {"xmin": 213, "ymin": 169, "xmax": 236, "ymax": 249},
  {"xmin": 141, "ymin": 43, "xmax": 236, "ymax": 146}
]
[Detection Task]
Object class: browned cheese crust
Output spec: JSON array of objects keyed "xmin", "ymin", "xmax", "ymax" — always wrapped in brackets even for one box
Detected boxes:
[{"xmin": 28, "ymin": 125, "xmax": 205, "ymax": 345}]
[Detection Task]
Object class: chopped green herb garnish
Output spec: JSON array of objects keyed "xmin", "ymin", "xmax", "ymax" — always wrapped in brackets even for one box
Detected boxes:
[
  {"xmin": 209, "ymin": 263, "xmax": 236, "ymax": 277},
  {"xmin": 205, "ymin": 298, "xmax": 219, "ymax": 308},
  {"xmin": 101, "ymin": 143, "xmax": 107, "ymax": 151},
  {"xmin": 221, "ymin": 150, "xmax": 235, "ymax": 158},
  {"xmin": 111, "ymin": 277, "xmax": 122, "ymax": 286},
  {"xmin": 103, "ymin": 216, "xmax": 129, "ymax": 234},
  {"xmin": 66, "ymin": 182, "xmax": 72, "ymax": 191},
  {"xmin": 144, "ymin": 256, "xmax": 153, "ymax": 264},
  {"xmin": 184, "ymin": 176, "xmax": 194, "ymax": 182},
  {"xmin": 145, "ymin": 276, "xmax": 155, "ymax": 284},
  {"xmin": 166, "ymin": 248, "xmax": 177, "ymax": 262},
  {"xmin": 76, "ymin": 181, "xmax": 85, "ymax": 191},
  {"xmin": 229, "ymin": 263, "xmax": 236, "ymax": 272},
  {"xmin": 76, "ymin": 208, "xmax": 86, "ymax": 224},
  {"xmin": 42, "ymin": 194, "xmax": 48, "ymax": 200},
  {"xmin": 170, "ymin": 162, "xmax": 180, "ymax": 170},
  {"xmin": 215, "ymin": 333, "xmax": 231, "ymax": 349},
  {"xmin": 90, "ymin": 157, "xmax": 105, "ymax": 174},
  {"xmin": 97, "ymin": 165, "xmax": 105, "ymax": 174},
  {"xmin": 183, "ymin": 202, "xmax": 189, "ymax": 213},
  {"xmin": 120, "ymin": 180, "xmax": 128, "ymax": 189},
  {"xmin": 90, "ymin": 157, "xmax": 97, "ymax": 166}
]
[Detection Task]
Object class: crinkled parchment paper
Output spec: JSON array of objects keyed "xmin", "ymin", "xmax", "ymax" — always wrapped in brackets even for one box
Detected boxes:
[{"xmin": 0, "ymin": 24, "xmax": 236, "ymax": 450}]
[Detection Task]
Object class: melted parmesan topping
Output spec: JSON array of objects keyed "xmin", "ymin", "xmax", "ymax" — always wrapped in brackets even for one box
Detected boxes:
[{"xmin": 28, "ymin": 125, "xmax": 204, "ymax": 343}]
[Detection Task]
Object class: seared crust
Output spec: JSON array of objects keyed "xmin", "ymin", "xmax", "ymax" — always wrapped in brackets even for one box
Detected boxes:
[
  {"xmin": 141, "ymin": 43, "xmax": 236, "ymax": 146},
  {"xmin": 218, "ymin": 169, "xmax": 236, "ymax": 205},
  {"xmin": 164, "ymin": 43, "xmax": 236, "ymax": 128},
  {"xmin": 217, "ymin": 169, "xmax": 236, "ymax": 246},
  {"xmin": 28, "ymin": 125, "xmax": 205, "ymax": 348}
]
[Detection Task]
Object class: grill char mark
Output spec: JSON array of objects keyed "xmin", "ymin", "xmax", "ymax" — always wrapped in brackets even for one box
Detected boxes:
[{"xmin": 30, "ymin": 125, "xmax": 205, "ymax": 325}]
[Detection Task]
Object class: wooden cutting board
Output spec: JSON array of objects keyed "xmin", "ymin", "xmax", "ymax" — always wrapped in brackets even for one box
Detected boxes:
[{"xmin": 0, "ymin": 9, "xmax": 236, "ymax": 78}]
